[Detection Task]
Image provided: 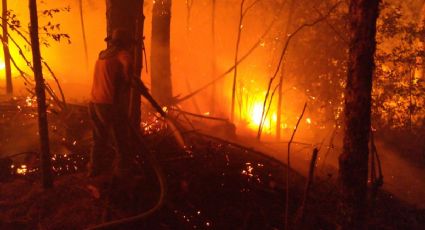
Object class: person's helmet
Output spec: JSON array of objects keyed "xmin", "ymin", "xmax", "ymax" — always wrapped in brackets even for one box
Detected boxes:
[{"xmin": 105, "ymin": 28, "xmax": 133, "ymax": 47}]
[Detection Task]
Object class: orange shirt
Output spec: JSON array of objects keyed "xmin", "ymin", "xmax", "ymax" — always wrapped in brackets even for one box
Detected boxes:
[{"xmin": 91, "ymin": 49, "xmax": 132, "ymax": 104}]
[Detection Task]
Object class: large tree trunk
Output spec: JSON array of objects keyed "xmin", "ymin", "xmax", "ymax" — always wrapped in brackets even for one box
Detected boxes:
[
  {"xmin": 2, "ymin": 0, "xmax": 12, "ymax": 95},
  {"xmin": 338, "ymin": 0, "xmax": 379, "ymax": 229},
  {"xmin": 106, "ymin": 0, "xmax": 142, "ymax": 42},
  {"xmin": 29, "ymin": 0, "xmax": 53, "ymax": 189},
  {"xmin": 106, "ymin": 0, "xmax": 144, "ymax": 126},
  {"xmin": 151, "ymin": 0, "xmax": 173, "ymax": 105}
]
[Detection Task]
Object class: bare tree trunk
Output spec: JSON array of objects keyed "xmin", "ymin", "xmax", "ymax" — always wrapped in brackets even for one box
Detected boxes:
[
  {"xmin": 257, "ymin": 2, "xmax": 341, "ymax": 140},
  {"xmin": 276, "ymin": 0, "xmax": 295, "ymax": 140},
  {"xmin": 151, "ymin": 0, "xmax": 173, "ymax": 105},
  {"xmin": 29, "ymin": 0, "xmax": 53, "ymax": 189},
  {"xmin": 106, "ymin": 0, "xmax": 141, "ymax": 42},
  {"xmin": 231, "ymin": 0, "xmax": 246, "ymax": 122},
  {"xmin": 106, "ymin": 0, "xmax": 143, "ymax": 126},
  {"xmin": 231, "ymin": 0, "xmax": 259, "ymax": 122},
  {"xmin": 211, "ymin": 0, "xmax": 216, "ymax": 115},
  {"xmin": 338, "ymin": 0, "xmax": 379, "ymax": 229},
  {"xmin": 130, "ymin": 0, "xmax": 145, "ymax": 127},
  {"xmin": 78, "ymin": 0, "xmax": 89, "ymax": 72},
  {"xmin": 2, "ymin": 0, "xmax": 12, "ymax": 95}
]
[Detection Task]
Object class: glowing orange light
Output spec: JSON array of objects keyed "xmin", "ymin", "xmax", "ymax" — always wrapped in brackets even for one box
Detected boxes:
[
  {"xmin": 251, "ymin": 103, "xmax": 263, "ymax": 126},
  {"xmin": 0, "ymin": 60, "xmax": 5, "ymax": 79},
  {"xmin": 306, "ymin": 118, "xmax": 312, "ymax": 124},
  {"xmin": 16, "ymin": 165, "xmax": 28, "ymax": 175}
]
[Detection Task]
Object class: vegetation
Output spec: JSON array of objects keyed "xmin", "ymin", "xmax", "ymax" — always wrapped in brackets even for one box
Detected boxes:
[{"xmin": 0, "ymin": 0, "xmax": 423, "ymax": 229}]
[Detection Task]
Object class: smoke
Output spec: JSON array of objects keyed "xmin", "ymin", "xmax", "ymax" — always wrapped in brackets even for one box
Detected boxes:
[
  {"xmin": 4, "ymin": 0, "xmax": 106, "ymax": 100},
  {"xmin": 3, "ymin": 0, "xmax": 335, "ymax": 138}
]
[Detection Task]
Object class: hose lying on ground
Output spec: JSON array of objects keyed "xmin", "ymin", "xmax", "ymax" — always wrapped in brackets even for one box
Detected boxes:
[
  {"xmin": 87, "ymin": 122, "xmax": 168, "ymax": 230},
  {"xmin": 86, "ymin": 86, "xmax": 186, "ymax": 229},
  {"xmin": 88, "ymin": 91, "xmax": 184, "ymax": 230}
]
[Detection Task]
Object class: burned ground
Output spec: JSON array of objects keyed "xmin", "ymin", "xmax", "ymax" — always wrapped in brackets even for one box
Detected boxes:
[{"xmin": 0, "ymin": 99, "xmax": 423, "ymax": 229}]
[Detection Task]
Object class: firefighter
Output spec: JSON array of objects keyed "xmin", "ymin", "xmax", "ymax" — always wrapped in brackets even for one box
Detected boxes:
[{"xmin": 88, "ymin": 28, "xmax": 142, "ymax": 177}]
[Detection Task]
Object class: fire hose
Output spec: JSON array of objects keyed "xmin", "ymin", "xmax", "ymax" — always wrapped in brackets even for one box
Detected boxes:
[
  {"xmin": 86, "ymin": 89, "xmax": 184, "ymax": 230},
  {"xmin": 86, "ymin": 124, "xmax": 168, "ymax": 230}
]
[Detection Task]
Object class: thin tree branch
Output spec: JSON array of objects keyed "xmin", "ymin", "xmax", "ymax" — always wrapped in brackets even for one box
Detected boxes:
[
  {"xmin": 0, "ymin": 34, "xmax": 32, "ymax": 84},
  {"xmin": 79, "ymin": 0, "xmax": 89, "ymax": 72},
  {"xmin": 285, "ymin": 102, "xmax": 307, "ymax": 229},
  {"xmin": 5, "ymin": 32, "xmax": 65, "ymax": 108},
  {"xmin": 231, "ymin": 0, "xmax": 247, "ymax": 121},
  {"xmin": 312, "ymin": 5, "xmax": 348, "ymax": 44},
  {"xmin": 3, "ymin": 20, "xmax": 67, "ymax": 108},
  {"xmin": 242, "ymin": 0, "xmax": 260, "ymax": 17},
  {"xmin": 7, "ymin": 33, "xmax": 33, "ymax": 68},
  {"xmin": 257, "ymin": 1, "xmax": 343, "ymax": 139},
  {"xmin": 176, "ymin": 3, "xmax": 284, "ymax": 104},
  {"xmin": 258, "ymin": 83, "xmax": 279, "ymax": 136},
  {"xmin": 42, "ymin": 61, "xmax": 67, "ymax": 108},
  {"xmin": 295, "ymin": 147, "xmax": 319, "ymax": 225},
  {"xmin": 9, "ymin": 55, "xmax": 32, "ymax": 85},
  {"xmin": 0, "ymin": 16, "xmax": 32, "ymax": 45}
]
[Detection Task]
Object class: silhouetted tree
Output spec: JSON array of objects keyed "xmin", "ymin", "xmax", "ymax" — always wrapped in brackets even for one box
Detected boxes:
[
  {"xmin": 2, "ymin": 0, "xmax": 12, "ymax": 95},
  {"xmin": 276, "ymin": 0, "xmax": 295, "ymax": 140},
  {"xmin": 151, "ymin": 0, "xmax": 173, "ymax": 105},
  {"xmin": 211, "ymin": 0, "xmax": 216, "ymax": 115},
  {"xmin": 339, "ymin": 0, "xmax": 380, "ymax": 229},
  {"xmin": 29, "ymin": 0, "xmax": 53, "ymax": 189},
  {"xmin": 106, "ymin": 0, "xmax": 144, "ymax": 126}
]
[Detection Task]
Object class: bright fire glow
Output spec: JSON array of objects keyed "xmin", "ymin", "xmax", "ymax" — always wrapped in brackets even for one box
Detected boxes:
[
  {"xmin": 232, "ymin": 79, "xmax": 279, "ymax": 134},
  {"xmin": 0, "ymin": 61, "xmax": 5, "ymax": 79},
  {"xmin": 251, "ymin": 103, "xmax": 263, "ymax": 126},
  {"xmin": 243, "ymin": 101, "xmax": 276, "ymax": 132}
]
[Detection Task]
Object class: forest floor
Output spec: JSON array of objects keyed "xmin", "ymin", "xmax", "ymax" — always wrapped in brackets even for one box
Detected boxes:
[
  {"xmin": 0, "ymin": 97, "xmax": 424, "ymax": 229},
  {"xmin": 235, "ymin": 135, "xmax": 425, "ymax": 210}
]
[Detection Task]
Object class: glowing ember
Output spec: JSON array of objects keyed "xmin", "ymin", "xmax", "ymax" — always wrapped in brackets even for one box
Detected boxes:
[
  {"xmin": 16, "ymin": 165, "xmax": 28, "ymax": 175},
  {"xmin": 25, "ymin": 96, "xmax": 36, "ymax": 107}
]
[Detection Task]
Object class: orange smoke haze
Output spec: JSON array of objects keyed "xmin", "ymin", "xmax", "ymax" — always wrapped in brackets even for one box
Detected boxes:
[
  {"xmin": 0, "ymin": 0, "xmax": 316, "ymax": 139},
  {"xmin": 1, "ymin": 0, "xmax": 105, "ymax": 101}
]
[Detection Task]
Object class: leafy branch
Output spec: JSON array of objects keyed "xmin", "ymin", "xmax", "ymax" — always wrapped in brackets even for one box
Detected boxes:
[{"xmin": 0, "ymin": 7, "xmax": 70, "ymax": 109}]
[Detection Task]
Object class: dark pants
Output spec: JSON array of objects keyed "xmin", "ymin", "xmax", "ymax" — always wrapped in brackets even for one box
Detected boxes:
[{"xmin": 88, "ymin": 103, "xmax": 133, "ymax": 176}]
